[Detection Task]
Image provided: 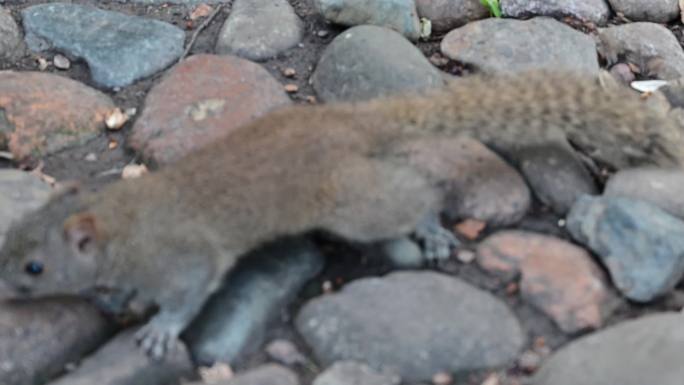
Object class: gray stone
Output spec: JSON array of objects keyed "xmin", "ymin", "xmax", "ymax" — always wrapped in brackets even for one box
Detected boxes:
[
  {"xmin": 216, "ymin": 0, "xmax": 303, "ymax": 61},
  {"xmin": 441, "ymin": 18, "xmax": 599, "ymax": 75},
  {"xmin": 296, "ymin": 271, "xmax": 523, "ymax": 382},
  {"xmin": 48, "ymin": 328, "xmax": 194, "ymax": 385},
  {"xmin": 0, "ymin": 6, "xmax": 22, "ymax": 60},
  {"xmin": 130, "ymin": 0, "xmax": 230, "ymax": 3},
  {"xmin": 607, "ymin": 0, "xmax": 679, "ymax": 22},
  {"xmin": 389, "ymin": 135, "xmax": 531, "ymax": 225},
  {"xmin": 0, "ymin": 298, "xmax": 113, "ymax": 385},
  {"xmin": 313, "ymin": 361, "xmax": 401, "ymax": 385},
  {"xmin": 22, "ymin": 3, "xmax": 185, "ymax": 88},
  {"xmin": 501, "ymin": 0, "xmax": 611, "ymax": 25},
  {"xmin": 659, "ymin": 78, "xmax": 684, "ymax": 108},
  {"xmin": 185, "ymin": 238, "xmax": 325, "ymax": 365},
  {"xmin": 533, "ymin": 313, "xmax": 684, "ymax": 385},
  {"xmin": 312, "ymin": 25, "xmax": 443, "ymax": 102},
  {"xmin": 0, "ymin": 170, "xmax": 51, "ymax": 247},
  {"xmin": 415, "ymin": 0, "xmax": 489, "ymax": 32},
  {"xmin": 598, "ymin": 23, "xmax": 684, "ymax": 80},
  {"xmin": 314, "ymin": 0, "xmax": 421, "ymax": 41},
  {"xmin": 380, "ymin": 237, "xmax": 424, "ymax": 269},
  {"xmin": 604, "ymin": 168, "xmax": 684, "ymax": 220},
  {"xmin": 567, "ymin": 195, "xmax": 684, "ymax": 302},
  {"xmin": 515, "ymin": 139, "xmax": 598, "ymax": 214},
  {"xmin": 186, "ymin": 364, "xmax": 299, "ymax": 385}
]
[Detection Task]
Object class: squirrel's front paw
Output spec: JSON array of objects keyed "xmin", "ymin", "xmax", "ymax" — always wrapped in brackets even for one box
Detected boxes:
[{"xmin": 135, "ymin": 319, "xmax": 181, "ymax": 360}]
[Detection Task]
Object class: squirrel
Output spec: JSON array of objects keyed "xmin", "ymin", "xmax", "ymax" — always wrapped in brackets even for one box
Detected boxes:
[{"xmin": 0, "ymin": 71, "xmax": 682, "ymax": 359}]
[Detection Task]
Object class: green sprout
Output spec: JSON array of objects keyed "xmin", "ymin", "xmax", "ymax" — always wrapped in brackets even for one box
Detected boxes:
[{"xmin": 480, "ymin": 0, "xmax": 502, "ymax": 18}]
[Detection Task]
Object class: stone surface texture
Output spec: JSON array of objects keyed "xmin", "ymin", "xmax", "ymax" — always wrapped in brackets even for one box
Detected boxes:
[
  {"xmin": 314, "ymin": 0, "xmax": 421, "ymax": 40},
  {"xmin": 0, "ymin": 71, "xmax": 114, "ymax": 163},
  {"xmin": 501, "ymin": 0, "xmax": 611, "ymax": 24},
  {"xmin": 533, "ymin": 313, "xmax": 684, "ymax": 385},
  {"xmin": 477, "ymin": 231, "xmax": 608, "ymax": 333},
  {"xmin": 604, "ymin": 168, "xmax": 684, "ymax": 219},
  {"xmin": 391, "ymin": 136, "xmax": 530, "ymax": 225},
  {"xmin": 22, "ymin": 3, "xmax": 185, "ymax": 88},
  {"xmin": 598, "ymin": 22, "xmax": 684, "ymax": 80},
  {"xmin": 0, "ymin": 6, "xmax": 23, "ymax": 59},
  {"xmin": 186, "ymin": 364, "xmax": 299, "ymax": 385},
  {"xmin": 415, "ymin": 0, "xmax": 489, "ymax": 31},
  {"xmin": 216, "ymin": 0, "xmax": 303, "ymax": 61},
  {"xmin": 441, "ymin": 17, "xmax": 599, "ymax": 75},
  {"xmin": 129, "ymin": 54, "xmax": 291, "ymax": 166},
  {"xmin": 312, "ymin": 25, "xmax": 443, "ymax": 102},
  {"xmin": 313, "ymin": 361, "xmax": 401, "ymax": 385},
  {"xmin": 0, "ymin": 170, "xmax": 51, "ymax": 247},
  {"xmin": 567, "ymin": 195, "xmax": 684, "ymax": 302},
  {"xmin": 296, "ymin": 271, "xmax": 523, "ymax": 382},
  {"xmin": 0, "ymin": 299, "xmax": 113, "ymax": 385},
  {"xmin": 48, "ymin": 328, "xmax": 194, "ymax": 385},
  {"xmin": 607, "ymin": 0, "xmax": 680, "ymax": 22}
]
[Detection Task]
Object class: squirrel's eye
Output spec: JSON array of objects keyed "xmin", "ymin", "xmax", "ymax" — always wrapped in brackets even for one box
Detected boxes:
[{"xmin": 24, "ymin": 261, "xmax": 44, "ymax": 276}]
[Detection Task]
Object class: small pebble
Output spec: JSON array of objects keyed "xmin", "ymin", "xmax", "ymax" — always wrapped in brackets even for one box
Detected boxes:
[
  {"xmin": 53, "ymin": 54, "xmax": 71, "ymax": 70},
  {"xmin": 190, "ymin": 4, "xmax": 213, "ymax": 20},
  {"xmin": 265, "ymin": 339, "xmax": 307, "ymax": 366},
  {"xmin": 454, "ymin": 218, "xmax": 486, "ymax": 240},
  {"xmin": 283, "ymin": 67, "xmax": 297, "ymax": 78},
  {"xmin": 432, "ymin": 371, "xmax": 453, "ymax": 385},
  {"xmin": 429, "ymin": 53, "xmax": 449, "ymax": 67},
  {"xmin": 317, "ymin": 30, "xmax": 329, "ymax": 38},
  {"xmin": 518, "ymin": 350, "xmax": 542, "ymax": 373},
  {"xmin": 198, "ymin": 363, "xmax": 234, "ymax": 383},
  {"xmin": 105, "ymin": 108, "xmax": 129, "ymax": 130},
  {"xmin": 456, "ymin": 249, "xmax": 476, "ymax": 264},
  {"xmin": 284, "ymin": 84, "xmax": 299, "ymax": 93},
  {"xmin": 121, "ymin": 164, "xmax": 148, "ymax": 179},
  {"xmin": 84, "ymin": 153, "xmax": 97, "ymax": 162},
  {"xmin": 36, "ymin": 57, "xmax": 48, "ymax": 71},
  {"xmin": 481, "ymin": 374, "xmax": 500, "ymax": 385},
  {"xmin": 609, "ymin": 63, "xmax": 635, "ymax": 84}
]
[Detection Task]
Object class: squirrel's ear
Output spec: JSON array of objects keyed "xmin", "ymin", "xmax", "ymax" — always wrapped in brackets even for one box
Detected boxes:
[{"xmin": 63, "ymin": 213, "xmax": 101, "ymax": 254}]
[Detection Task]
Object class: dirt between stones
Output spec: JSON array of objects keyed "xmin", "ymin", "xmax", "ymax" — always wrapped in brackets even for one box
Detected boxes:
[{"xmin": 1, "ymin": 1, "xmax": 684, "ymax": 385}]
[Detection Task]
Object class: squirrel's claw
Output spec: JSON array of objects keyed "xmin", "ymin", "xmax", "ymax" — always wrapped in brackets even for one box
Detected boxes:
[
  {"xmin": 413, "ymin": 214, "xmax": 460, "ymax": 262},
  {"xmin": 135, "ymin": 320, "xmax": 180, "ymax": 360}
]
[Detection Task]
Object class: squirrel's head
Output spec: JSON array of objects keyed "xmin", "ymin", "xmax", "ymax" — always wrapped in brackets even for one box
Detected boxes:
[{"xmin": 0, "ymin": 186, "xmax": 103, "ymax": 299}]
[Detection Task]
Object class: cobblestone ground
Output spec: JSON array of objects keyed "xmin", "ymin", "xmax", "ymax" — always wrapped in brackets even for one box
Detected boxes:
[{"xmin": 1, "ymin": 1, "xmax": 684, "ymax": 385}]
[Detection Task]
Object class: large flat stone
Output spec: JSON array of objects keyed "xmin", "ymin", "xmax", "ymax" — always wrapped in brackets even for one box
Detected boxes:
[
  {"xmin": 533, "ymin": 313, "xmax": 684, "ymax": 385},
  {"xmin": 296, "ymin": 271, "xmax": 523, "ymax": 382},
  {"xmin": 22, "ymin": 3, "xmax": 185, "ymax": 88},
  {"xmin": 441, "ymin": 17, "xmax": 599, "ymax": 75}
]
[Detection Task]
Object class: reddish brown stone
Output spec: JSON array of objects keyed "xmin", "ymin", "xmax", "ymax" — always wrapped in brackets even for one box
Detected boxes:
[
  {"xmin": 477, "ymin": 230, "xmax": 608, "ymax": 333},
  {"xmin": 129, "ymin": 54, "xmax": 291, "ymax": 166},
  {"xmin": 0, "ymin": 71, "xmax": 114, "ymax": 163},
  {"xmin": 454, "ymin": 218, "xmax": 487, "ymax": 240}
]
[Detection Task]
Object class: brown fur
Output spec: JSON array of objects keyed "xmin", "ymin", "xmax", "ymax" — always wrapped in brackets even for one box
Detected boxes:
[{"xmin": 2, "ymin": 71, "xmax": 683, "ymax": 358}]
